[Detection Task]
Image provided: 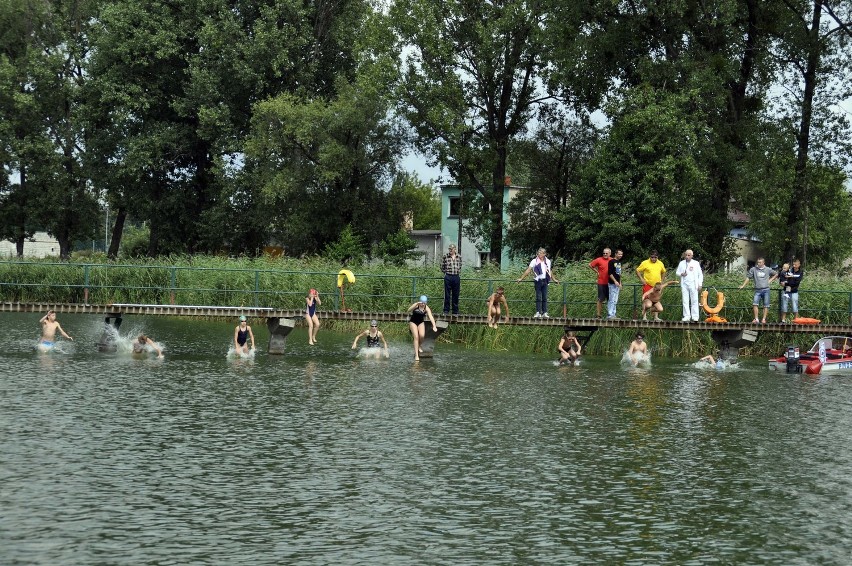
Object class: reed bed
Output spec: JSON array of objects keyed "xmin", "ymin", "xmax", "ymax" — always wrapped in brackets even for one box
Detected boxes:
[{"xmin": 2, "ymin": 256, "xmax": 849, "ymax": 357}]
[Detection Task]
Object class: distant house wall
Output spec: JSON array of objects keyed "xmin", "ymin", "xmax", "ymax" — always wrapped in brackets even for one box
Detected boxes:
[
  {"xmin": 439, "ymin": 184, "xmax": 524, "ymax": 272},
  {"xmin": 0, "ymin": 232, "xmax": 60, "ymax": 258},
  {"xmin": 408, "ymin": 230, "xmax": 442, "ymax": 267}
]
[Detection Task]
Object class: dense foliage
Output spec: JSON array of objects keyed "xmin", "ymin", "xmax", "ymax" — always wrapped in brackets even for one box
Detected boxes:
[{"xmin": 1, "ymin": 0, "xmax": 850, "ymax": 269}]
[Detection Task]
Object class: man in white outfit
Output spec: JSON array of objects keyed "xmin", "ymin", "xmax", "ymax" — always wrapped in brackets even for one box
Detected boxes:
[{"xmin": 676, "ymin": 249, "xmax": 704, "ymax": 321}]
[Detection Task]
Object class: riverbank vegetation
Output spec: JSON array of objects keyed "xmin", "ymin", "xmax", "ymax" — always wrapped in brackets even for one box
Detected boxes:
[{"xmin": 2, "ymin": 256, "xmax": 850, "ymax": 357}]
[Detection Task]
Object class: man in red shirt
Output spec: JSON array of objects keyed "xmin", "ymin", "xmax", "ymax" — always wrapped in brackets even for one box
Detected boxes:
[{"xmin": 588, "ymin": 248, "xmax": 611, "ymax": 319}]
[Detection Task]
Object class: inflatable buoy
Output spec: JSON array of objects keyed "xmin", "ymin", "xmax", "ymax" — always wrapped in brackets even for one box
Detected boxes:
[
  {"xmin": 705, "ymin": 315, "xmax": 727, "ymax": 323},
  {"xmin": 805, "ymin": 361, "xmax": 822, "ymax": 375},
  {"xmin": 337, "ymin": 269, "xmax": 355, "ymax": 288},
  {"xmin": 701, "ymin": 290, "xmax": 725, "ymax": 315},
  {"xmin": 793, "ymin": 317, "xmax": 821, "ymax": 325}
]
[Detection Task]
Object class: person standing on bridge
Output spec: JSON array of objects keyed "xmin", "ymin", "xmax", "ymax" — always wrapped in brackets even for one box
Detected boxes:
[
  {"xmin": 636, "ymin": 250, "xmax": 667, "ymax": 294},
  {"xmin": 305, "ymin": 288, "xmax": 322, "ymax": 345},
  {"xmin": 441, "ymin": 243, "xmax": 462, "ymax": 316},
  {"xmin": 234, "ymin": 315, "xmax": 255, "ymax": 355},
  {"xmin": 517, "ymin": 248, "xmax": 559, "ymax": 318},
  {"xmin": 38, "ymin": 310, "xmax": 73, "ymax": 352},
  {"xmin": 589, "ymin": 248, "xmax": 611, "ymax": 319},
  {"xmin": 606, "ymin": 249, "xmax": 624, "ymax": 320},
  {"xmin": 676, "ymin": 249, "xmax": 704, "ymax": 322},
  {"xmin": 738, "ymin": 257, "xmax": 777, "ymax": 324},
  {"xmin": 407, "ymin": 295, "xmax": 437, "ymax": 362}
]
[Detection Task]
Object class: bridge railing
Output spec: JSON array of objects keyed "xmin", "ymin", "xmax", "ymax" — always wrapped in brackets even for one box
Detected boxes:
[{"xmin": 1, "ymin": 261, "xmax": 850, "ymax": 323}]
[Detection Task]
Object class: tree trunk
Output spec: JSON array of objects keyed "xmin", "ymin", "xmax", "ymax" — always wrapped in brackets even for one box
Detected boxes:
[
  {"xmin": 107, "ymin": 206, "xmax": 127, "ymax": 259},
  {"xmin": 783, "ymin": 0, "xmax": 822, "ymax": 262}
]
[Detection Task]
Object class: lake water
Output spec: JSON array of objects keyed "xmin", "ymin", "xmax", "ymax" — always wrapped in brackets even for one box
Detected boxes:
[{"xmin": 2, "ymin": 313, "xmax": 851, "ymax": 564}]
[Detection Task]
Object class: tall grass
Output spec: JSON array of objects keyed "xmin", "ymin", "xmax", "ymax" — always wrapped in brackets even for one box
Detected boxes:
[{"xmin": 1, "ymin": 256, "xmax": 849, "ymax": 357}]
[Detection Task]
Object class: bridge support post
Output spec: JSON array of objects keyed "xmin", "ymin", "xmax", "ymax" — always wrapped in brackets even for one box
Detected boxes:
[
  {"xmin": 418, "ymin": 320, "xmax": 449, "ymax": 358},
  {"xmin": 267, "ymin": 317, "xmax": 296, "ymax": 354},
  {"xmin": 98, "ymin": 314, "xmax": 123, "ymax": 353},
  {"xmin": 710, "ymin": 329, "xmax": 758, "ymax": 361}
]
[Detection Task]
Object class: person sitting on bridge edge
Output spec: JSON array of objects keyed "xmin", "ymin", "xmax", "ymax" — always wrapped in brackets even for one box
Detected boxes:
[
  {"xmin": 407, "ymin": 295, "xmax": 437, "ymax": 362},
  {"xmin": 133, "ymin": 334, "xmax": 164, "ymax": 358},
  {"xmin": 441, "ymin": 243, "xmax": 462, "ymax": 315},
  {"xmin": 558, "ymin": 330, "xmax": 582, "ymax": 365},
  {"xmin": 641, "ymin": 280, "xmax": 679, "ymax": 321},
  {"xmin": 485, "ymin": 287, "xmax": 509, "ymax": 328},
  {"xmin": 305, "ymin": 288, "xmax": 322, "ymax": 345},
  {"xmin": 352, "ymin": 319, "xmax": 389, "ymax": 358},
  {"xmin": 38, "ymin": 310, "xmax": 73, "ymax": 352},
  {"xmin": 234, "ymin": 315, "xmax": 255, "ymax": 355}
]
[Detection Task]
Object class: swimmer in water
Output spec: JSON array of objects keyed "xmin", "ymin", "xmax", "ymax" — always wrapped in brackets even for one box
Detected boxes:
[
  {"xmin": 133, "ymin": 334, "xmax": 164, "ymax": 358},
  {"xmin": 699, "ymin": 354, "xmax": 725, "ymax": 369},
  {"xmin": 407, "ymin": 295, "xmax": 437, "ymax": 361},
  {"xmin": 351, "ymin": 320, "xmax": 389, "ymax": 358},
  {"xmin": 234, "ymin": 315, "xmax": 255, "ymax": 355},
  {"xmin": 38, "ymin": 310, "xmax": 73, "ymax": 352},
  {"xmin": 627, "ymin": 332, "xmax": 648, "ymax": 366},
  {"xmin": 305, "ymin": 288, "xmax": 321, "ymax": 345},
  {"xmin": 558, "ymin": 330, "xmax": 582, "ymax": 365}
]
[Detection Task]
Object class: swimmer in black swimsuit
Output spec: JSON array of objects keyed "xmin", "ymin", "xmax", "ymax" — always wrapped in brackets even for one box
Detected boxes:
[
  {"xmin": 234, "ymin": 315, "xmax": 255, "ymax": 355},
  {"xmin": 407, "ymin": 295, "xmax": 437, "ymax": 361},
  {"xmin": 305, "ymin": 288, "xmax": 322, "ymax": 345},
  {"xmin": 351, "ymin": 320, "xmax": 389, "ymax": 358}
]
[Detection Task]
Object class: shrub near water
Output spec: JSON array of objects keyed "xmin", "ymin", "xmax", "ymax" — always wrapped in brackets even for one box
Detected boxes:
[{"xmin": 1, "ymin": 256, "xmax": 850, "ymax": 357}]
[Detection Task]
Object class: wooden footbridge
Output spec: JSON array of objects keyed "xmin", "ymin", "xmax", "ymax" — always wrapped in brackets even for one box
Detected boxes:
[{"xmin": 6, "ymin": 301, "xmax": 852, "ymax": 359}]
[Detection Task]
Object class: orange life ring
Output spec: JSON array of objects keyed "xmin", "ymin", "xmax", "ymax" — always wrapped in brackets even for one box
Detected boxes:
[
  {"xmin": 705, "ymin": 315, "xmax": 727, "ymax": 323},
  {"xmin": 792, "ymin": 317, "xmax": 821, "ymax": 325},
  {"xmin": 701, "ymin": 290, "xmax": 725, "ymax": 315}
]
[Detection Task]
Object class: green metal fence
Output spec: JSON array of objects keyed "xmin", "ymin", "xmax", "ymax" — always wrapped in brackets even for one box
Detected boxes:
[{"xmin": 1, "ymin": 261, "xmax": 851, "ymax": 323}]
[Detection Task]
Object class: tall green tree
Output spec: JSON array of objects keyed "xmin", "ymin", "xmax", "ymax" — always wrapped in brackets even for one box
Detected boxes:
[
  {"xmin": 0, "ymin": 0, "xmax": 100, "ymax": 258},
  {"xmin": 391, "ymin": 0, "xmax": 561, "ymax": 268},
  {"xmin": 772, "ymin": 0, "xmax": 852, "ymax": 264},
  {"xmin": 245, "ymin": 9, "xmax": 403, "ymax": 256}
]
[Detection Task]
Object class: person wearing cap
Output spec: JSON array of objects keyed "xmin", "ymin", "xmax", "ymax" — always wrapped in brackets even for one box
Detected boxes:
[
  {"xmin": 352, "ymin": 320, "xmax": 389, "ymax": 358},
  {"xmin": 305, "ymin": 288, "xmax": 322, "ymax": 345},
  {"xmin": 627, "ymin": 332, "xmax": 648, "ymax": 366},
  {"xmin": 234, "ymin": 315, "xmax": 255, "ymax": 355},
  {"xmin": 38, "ymin": 309, "xmax": 73, "ymax": 352},
  {"xmin": 440, "ymin": 243, "xmax": 462, "ymax": 315},
  {"xmin": 407, "ymin": 295, "xmax": 437, "ymax": 361}
]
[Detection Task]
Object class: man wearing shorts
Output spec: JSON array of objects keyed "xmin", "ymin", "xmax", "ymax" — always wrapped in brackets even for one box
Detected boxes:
[
  {"xmin": 589, "ymin": 248, "xmax": 611, "ymax": 319},
  {"xmin": 636, "ymin": 250, "xmax": 666, "ymax": 294},
  {"xmin": 739, "ymin": 257, "xmax": 778, "ymax": 323}
]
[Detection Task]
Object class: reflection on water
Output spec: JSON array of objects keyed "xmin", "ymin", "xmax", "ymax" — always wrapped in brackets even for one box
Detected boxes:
[{"xmin": 1, "ymin": 313, "xmax": 851, "ymax": 564}]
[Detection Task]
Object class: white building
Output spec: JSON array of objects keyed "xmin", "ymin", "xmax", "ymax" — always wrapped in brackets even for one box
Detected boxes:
[{"xmin": 0, "ymin": 232, "xmax": 60, "ymax": 258}]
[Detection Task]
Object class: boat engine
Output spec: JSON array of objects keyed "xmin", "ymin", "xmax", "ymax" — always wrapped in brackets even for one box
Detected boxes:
[{"xmin": 786, "ymin": 345, "xmax": 802, "ymax": 373}]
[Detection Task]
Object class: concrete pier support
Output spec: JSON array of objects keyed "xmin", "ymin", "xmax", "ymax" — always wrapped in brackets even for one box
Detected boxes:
[
  {"xmin": 97, "ymin": 314, "xmax": 123, "ymax": 353},
  {"xmin": 710, "ymin": 329, "xmax": 758, "ymax": 361},
  {"xmin": 267, "ymin": 318, "xmax": 296, "ymax": 354},
  {"xmin": 418, "ymin": 320, "xmax": 449, "ymax": 358}
]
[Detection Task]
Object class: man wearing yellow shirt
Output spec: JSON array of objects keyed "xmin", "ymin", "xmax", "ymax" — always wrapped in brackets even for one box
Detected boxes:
[{"xmin": 636, "ymin": 250, "xmax": 666, "ymax": 294}]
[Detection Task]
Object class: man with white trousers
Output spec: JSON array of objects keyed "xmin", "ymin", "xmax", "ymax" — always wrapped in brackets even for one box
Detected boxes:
[{"xmin": 676, "ymin": 249, "xmax": 704, "ymax": 321}]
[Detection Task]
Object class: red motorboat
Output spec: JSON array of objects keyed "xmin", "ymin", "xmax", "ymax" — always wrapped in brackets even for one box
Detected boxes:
[{"xmin": 769, "ymin": 336, "xmax": 852, "ymax": 375}]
